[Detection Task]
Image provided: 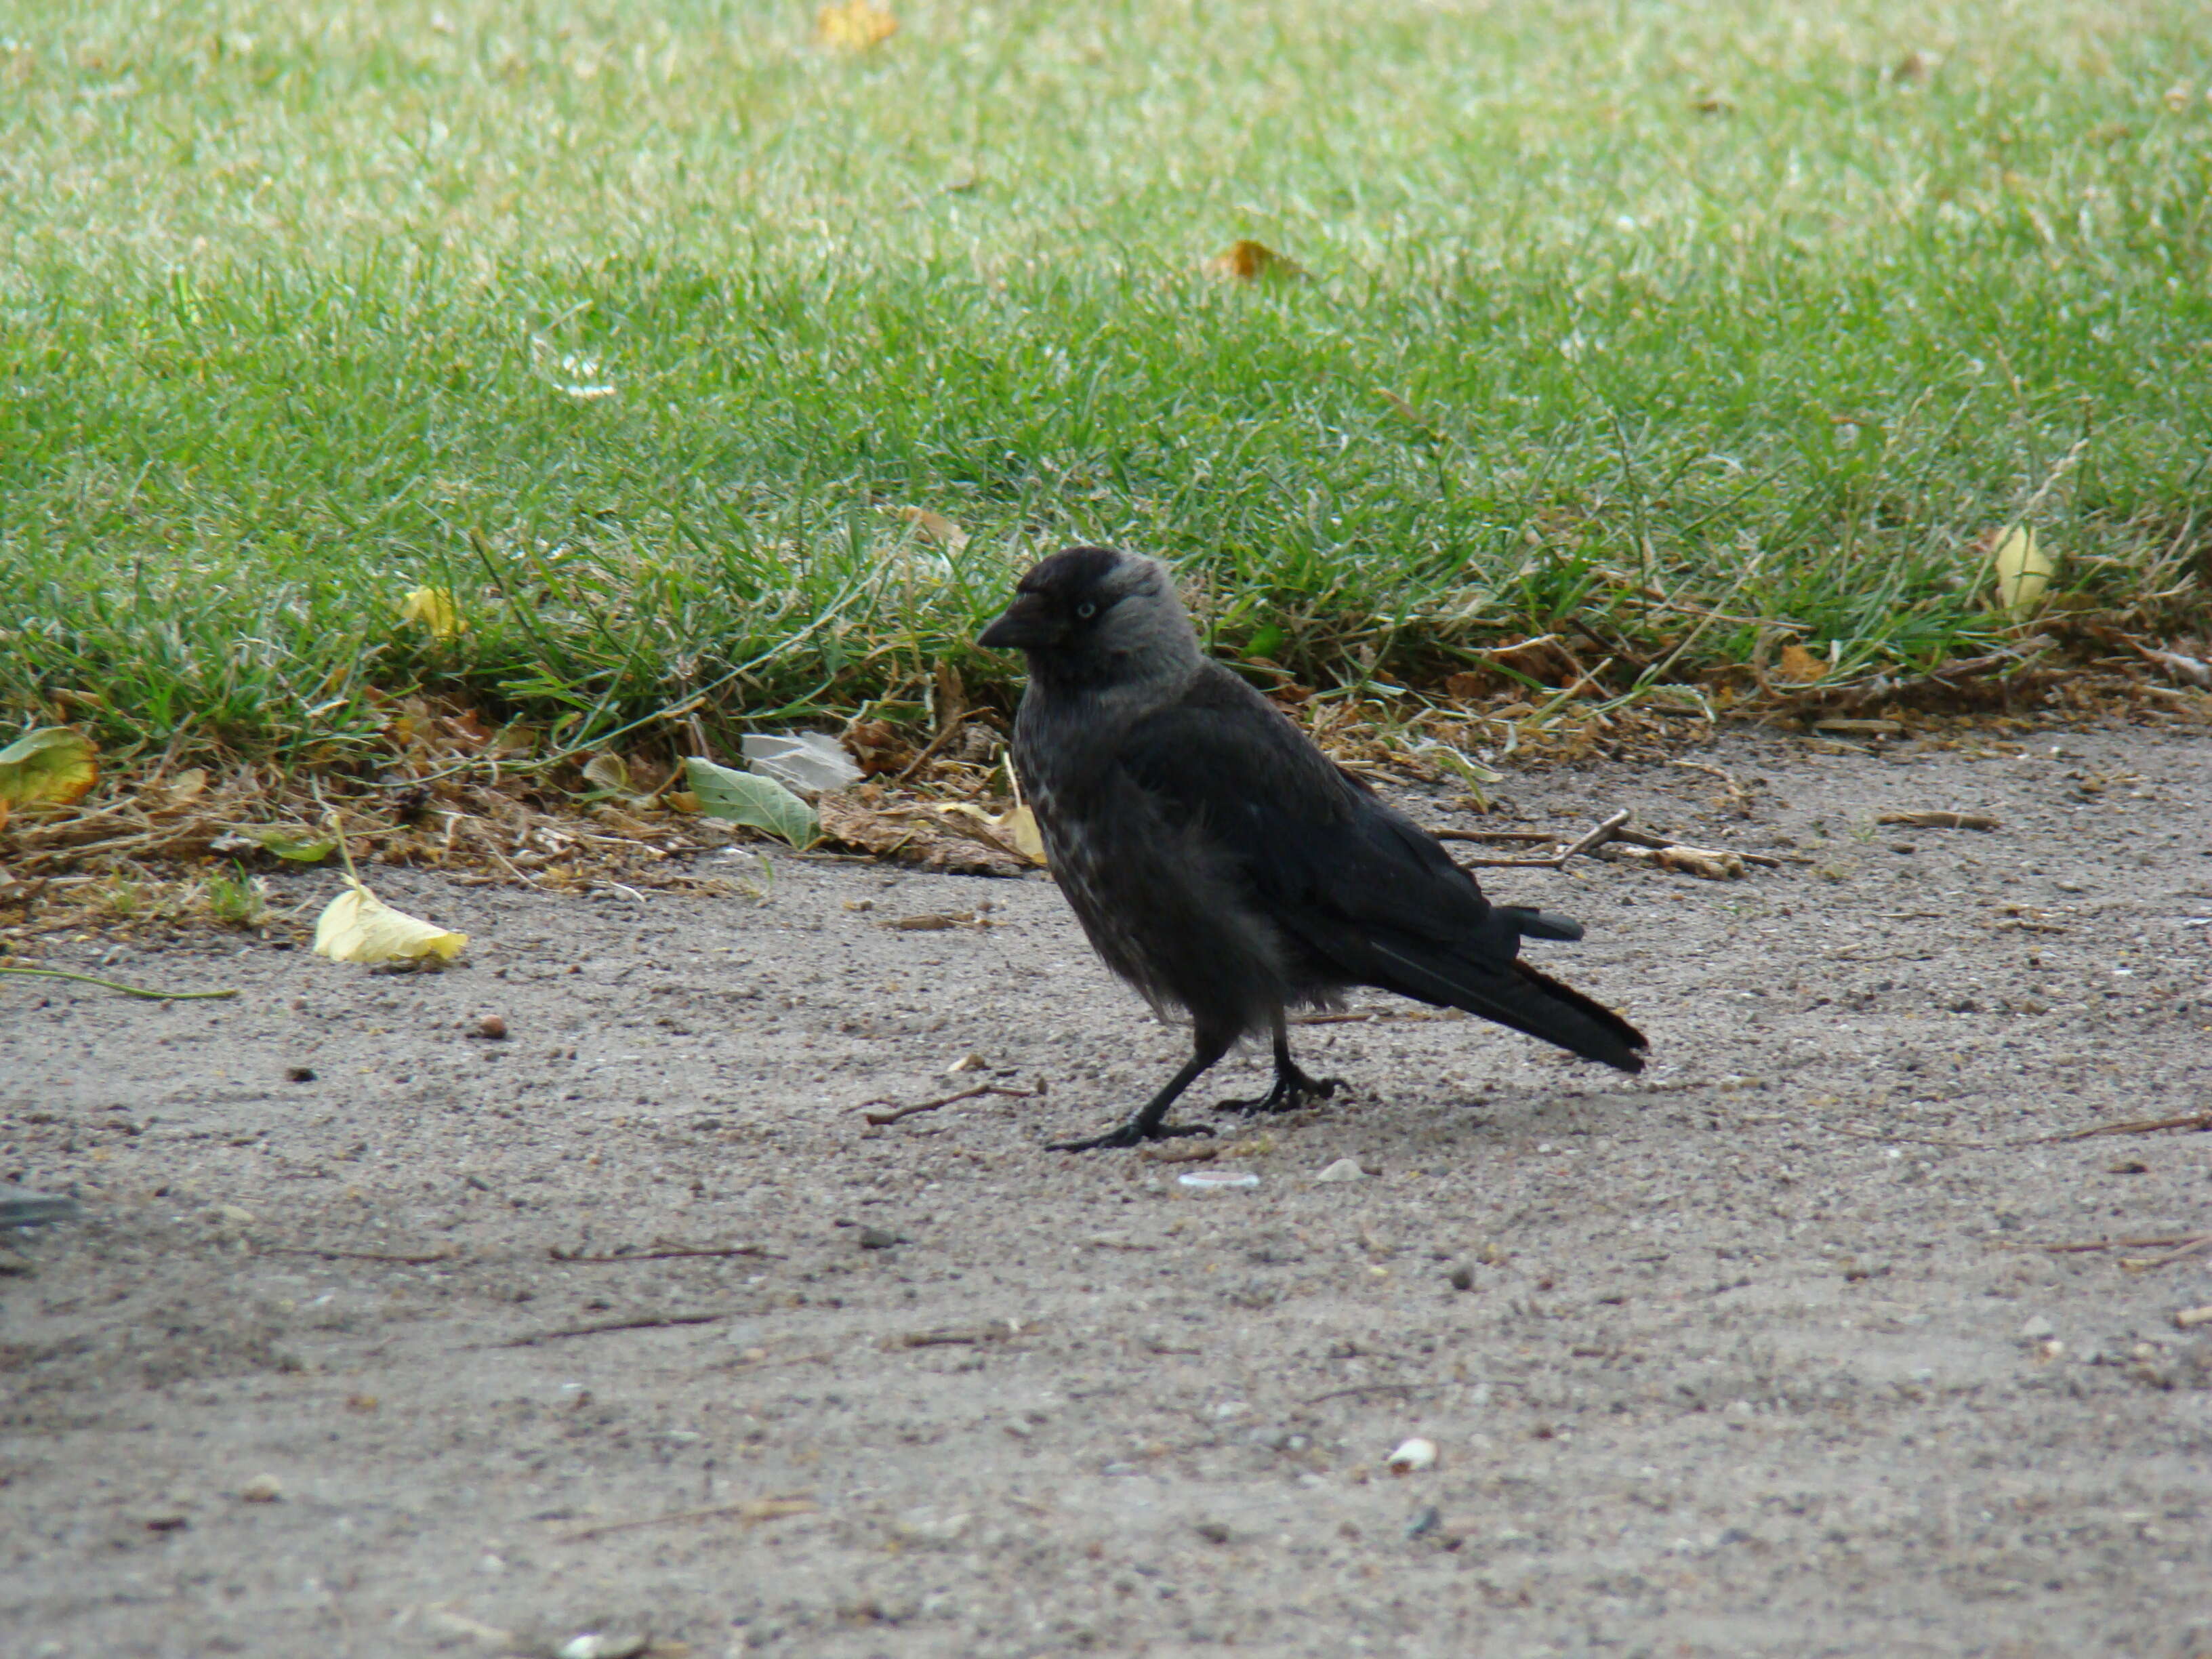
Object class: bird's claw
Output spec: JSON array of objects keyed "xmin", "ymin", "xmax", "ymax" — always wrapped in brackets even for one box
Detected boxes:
[
  {"xmin": 1214, "ymin": 1070, "xmax": 1345, "ymax": 1117},
  {"xmin": 1046, "ymin": 1120, "xmax": 1216, "ymax": 1154}
]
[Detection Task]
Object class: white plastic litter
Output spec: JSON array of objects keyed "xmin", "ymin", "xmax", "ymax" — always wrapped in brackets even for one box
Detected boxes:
[{"xmin": 742, "ymin": 732, "xmax": 861, "ymax": 794}]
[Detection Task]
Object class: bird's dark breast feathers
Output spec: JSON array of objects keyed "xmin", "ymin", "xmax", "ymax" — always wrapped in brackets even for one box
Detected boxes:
[{"xmin": 1016, "ymin": 711, "xmax": 1307, "ymax": 1038}]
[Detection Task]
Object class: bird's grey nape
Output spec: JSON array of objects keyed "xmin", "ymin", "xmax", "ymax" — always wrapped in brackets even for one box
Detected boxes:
[{"xmin": 1086, "ymin": 552, "xmax": 1205, "ymax": 679}]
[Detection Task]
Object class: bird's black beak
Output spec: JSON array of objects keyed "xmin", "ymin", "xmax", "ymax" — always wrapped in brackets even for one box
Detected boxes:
[{"xmin": 977, "ymin": 592, "xmax": 1062, "ymax": 651}]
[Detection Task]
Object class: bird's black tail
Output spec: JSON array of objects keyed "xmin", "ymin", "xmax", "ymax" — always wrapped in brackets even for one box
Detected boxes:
[{"xmin": 1364, "ymin": 937, "xmax": 1648, "ymax": 1073}]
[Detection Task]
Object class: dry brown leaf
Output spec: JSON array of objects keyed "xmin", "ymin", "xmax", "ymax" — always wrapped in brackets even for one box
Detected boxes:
[
  {"xmin": 1207, "ymin": 240, "xmax": 1303, "ymax": 282},
  {"xmin": 2132, "ymin": 643, "xmax": 2211, "ymax": 689},
  {"xmin": 936, "ymin": 802, "xmax": 1047, "ymax": 866},
  {"xmin": 1774, "ymin": 642, "xmax": 1827, "ymax": 683},
  {"xmin": 895, "ymin": 506, "xmax": 969, "ymax": 551},
  {"xmin": 843, "ymin": 720, "xmax": 912, "ymax": 777},
  {"xmin": 815, "ymin": 793, "xmax": 1027, "ymax": 876},
  {"xmin": 817, "ymin": 0, "xmax": 897, "ymax": 51}
]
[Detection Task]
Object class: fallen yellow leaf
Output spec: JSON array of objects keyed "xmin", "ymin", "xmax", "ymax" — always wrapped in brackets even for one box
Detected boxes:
[
  {"xmin": 1207, "ymin": 240, "xmax": 1303, "ymax": 282},
  {"xmin": 817, "ymin": 0, "xmax": 897, "ymax": 51},
  {"xmin": 312, "ymin": 878, "xmax": 468, "ymax": 964},
  {"xmin": 0, "ymin": 726, "xmax": 98, "ymax": 809},
  {"xmin": 1993, "ymin": 525, "xmax": 2053, "ymax": 614},
  {"xmin": 400, "ymin": 586, "xmax": 466, "ymax": 640}
]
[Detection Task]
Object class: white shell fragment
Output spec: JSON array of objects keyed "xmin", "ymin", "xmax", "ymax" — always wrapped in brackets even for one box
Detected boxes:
[
  {"xmin": 1387, "ymin": 1437, "xmax": 1439, "ymax": 1474},
  {"xmin": 1315, "ymin": 1158, "xmax": 1367, "ymax": 1183},
  {"xmin": 1179, "ymin": 1168, "xmax": 1260, "ymax": 1190}
]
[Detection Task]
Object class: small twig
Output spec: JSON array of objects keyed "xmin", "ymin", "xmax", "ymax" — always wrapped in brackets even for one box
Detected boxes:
[
  {"xmin": 2037, "ymin": 1235, "xmax": 2208, "ymax": 1255},
  {"xmin": 726, "ymin": 1349, "xmax": 833, "ymax": 1373},
  {"xmin": 1877, "ymin": 811, "xmax": 2001, "ymax": 831},
  {"xmin": 860, "ymin": 1084, "xmax": 1034, "ymax": 1126},
  {"xmin": 267, "ymin": 1245, "xmax": 463, "ymax": 1265},
  {"xmin": 549, "ymin": 1242, "xmax": 777, "ymax": 1263},
  {"xmin": 1136, "ymin": 1141, "xmax": 1220, "ymax": 1164},
  {"xmin": 888, "ymin": 1318, "xmax": 1031, "ymax": 1349},
  {"xmin": 0, "ymin": 965, "xmax": 239, "ymax": 1001},
  {"xmin": 2122, "ymin": 1235, "xmax": 2212, "ymax": 1272},
  {"xmin": 893, "ymin": 720, "xmax": 965, "ymax": 784},
  {"xmin": 556, "ymin": 1496, "xmax": 815, "ymax": 1544},
  {"xmin": 2042, "ymin": 1111, "xmax": 2212, "ymax": 1143},
  {"xmin": 1430, "ymin": 829, "xmax": 1557, "ymax": 844},
  {"xmin": 1448, "ymin": 808, "xmax": 1631, "ymax": 869},
  {"xmin": 1303, "ymin": 1382, "xmax": 1437, "ymax": 1406},
  {"xmin": 1824, "ymin": 1121, "xmax": 2012, "ymax": 1150},
  {"xmin": 499, "ymin": 1308, "xmax": 747, "ymax": 1346}
]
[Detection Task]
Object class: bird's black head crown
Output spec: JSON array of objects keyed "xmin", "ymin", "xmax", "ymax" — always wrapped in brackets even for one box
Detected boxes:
[{"xmin": 976, "ymin": 546, "xmax": 1200, "ymax": 686}]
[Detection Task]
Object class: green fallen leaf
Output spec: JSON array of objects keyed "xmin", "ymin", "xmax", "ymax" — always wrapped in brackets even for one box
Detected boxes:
[
  {"xmin": 253, "ymin": 831, "xmax": 337, "ymax": 863},
  {"xmin": 684, "ymin": 757, "xmax": 821, "ymax": 848}
]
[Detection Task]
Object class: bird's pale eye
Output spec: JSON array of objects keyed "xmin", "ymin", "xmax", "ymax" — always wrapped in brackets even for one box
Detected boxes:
[{"xmin": 1075, "ymin": 600, "xmax": 1098, "ymax": 619}]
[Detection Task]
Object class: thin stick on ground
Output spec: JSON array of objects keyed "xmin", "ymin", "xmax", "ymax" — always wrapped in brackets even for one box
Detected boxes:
[
  {"xmin": 556, "ymin": 1496, "xmax": 816, "ymax": 1544},
  {"xmin": 2036, "ymin": 1235, "xmax": 2210, "ymax": 1254},
  {"xmin": 548, "ymin": 1242, "xmax": 779, "ymax": 1263},
  {"xmin": 268, "ymin": 1246, "xmax": 463, "ymax": 1265},
  {"xmin": 2121, "ymin": 1235, "xmax": 2212, "ymax": 1271},
  {"xmin": 497, "ymin": 1308, "xmax": 748, "ymax": 1347},
  {"xmin": 1439, "ymin": 809, "xmax": 1632, "ymax": 869},
  {"xmin": 859, "ymin": 1084, "xmax": 1035, "ymax": 1126},
  {"xmin": 0, "ymin": 965, "xmax": 239, "ymax": 1000},
  {"xmin": 2043, "ymin": 1110, "xmax": 2212, "ymax": 1143}
]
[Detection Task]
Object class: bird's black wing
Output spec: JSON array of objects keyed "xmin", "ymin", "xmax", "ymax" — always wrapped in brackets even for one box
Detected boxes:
[{"xmin": 1117, "ymin": 668, "xmax": 1646, "ymax": 1071}]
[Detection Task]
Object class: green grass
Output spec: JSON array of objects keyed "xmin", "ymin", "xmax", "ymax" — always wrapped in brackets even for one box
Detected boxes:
[{"xmin": 3, "ymin": 0, "xmax": 2207, "ymax": 767}]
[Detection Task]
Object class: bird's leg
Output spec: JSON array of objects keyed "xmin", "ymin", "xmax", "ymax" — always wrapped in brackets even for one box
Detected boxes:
[
  {"xmin": 1047, "ymin": 1032, "xmax": 1231, "ymax": 1152},
  {"xmin": 1215, "ymin": 1014, "xmax": 1345, "ymax": 1116}
]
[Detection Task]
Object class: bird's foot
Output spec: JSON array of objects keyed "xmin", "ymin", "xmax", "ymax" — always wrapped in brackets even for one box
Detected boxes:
[
  {"xmin": 1046, "ymin": 1120, "xmax": 1216, "ymax": 1154},
  {"xmin": 1214, "ymin": 1066, "xmax": 1345, "ymax": 1117}
]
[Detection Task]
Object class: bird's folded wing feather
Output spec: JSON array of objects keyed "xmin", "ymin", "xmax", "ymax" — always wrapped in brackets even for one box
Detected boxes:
[
  {"xmin": 1115, "ymin": 675, "xmax": 1646, "ymax": 1069},
  {"xmin": 1114, "ymin": 687, "xmax": 1496, "ymax": 950}
]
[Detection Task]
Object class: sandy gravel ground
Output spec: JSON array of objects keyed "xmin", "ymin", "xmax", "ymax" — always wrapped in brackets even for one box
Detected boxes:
[{"xmin": 4, "ymin": 726, "xmax": 2211, "ymax": 1659}]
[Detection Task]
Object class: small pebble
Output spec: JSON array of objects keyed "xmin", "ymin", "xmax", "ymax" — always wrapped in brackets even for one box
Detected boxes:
[
  {"xmin": 1447, "ymin": 1265, "xmax": 1475, "ymax": 1292},
  {"xmin": 284, "ymin": 1066, "xmax": 316, "ymax": 1083},
  {"xmin": 557, "ymin": 1637, "xmax": 648, "ymax": 1659},
  {"xmin": 239, "ymin": 1473, "xmax": 283, "ymax": 1503},
  {"xmin": 476, "ymin": 1015, "xmax": 508, "ymax": 1040},
  {"xmin": 1193, "ymin": 1520, "xmax": 1233, "ymax": 1544},
  {"xmin": 1387, "ymin": 1437, "xmax": 1437, "ymax": 1473},
  {"xmin": 1315, "ymin": 1158, "xmax": 1366, "ymax": 1183},
  {"xmin": 857, "ymin": 1225, "xmax": 901, "ymax": 1250},
  {"xmin": 2018, "ymin": 1315, "xmax": 2055, "ymax": 1340}
]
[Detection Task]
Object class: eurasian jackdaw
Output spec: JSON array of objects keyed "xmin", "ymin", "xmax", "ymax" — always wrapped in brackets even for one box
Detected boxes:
[{"xmin": 977, "ymin": 546, "xmax": 1647, "ymax": 1151}]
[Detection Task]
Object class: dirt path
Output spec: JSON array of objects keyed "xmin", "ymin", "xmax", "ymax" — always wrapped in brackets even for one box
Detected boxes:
[{"xmin": 5, "ymin": 726, "xmax": 2210, "ymax": 1659}]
